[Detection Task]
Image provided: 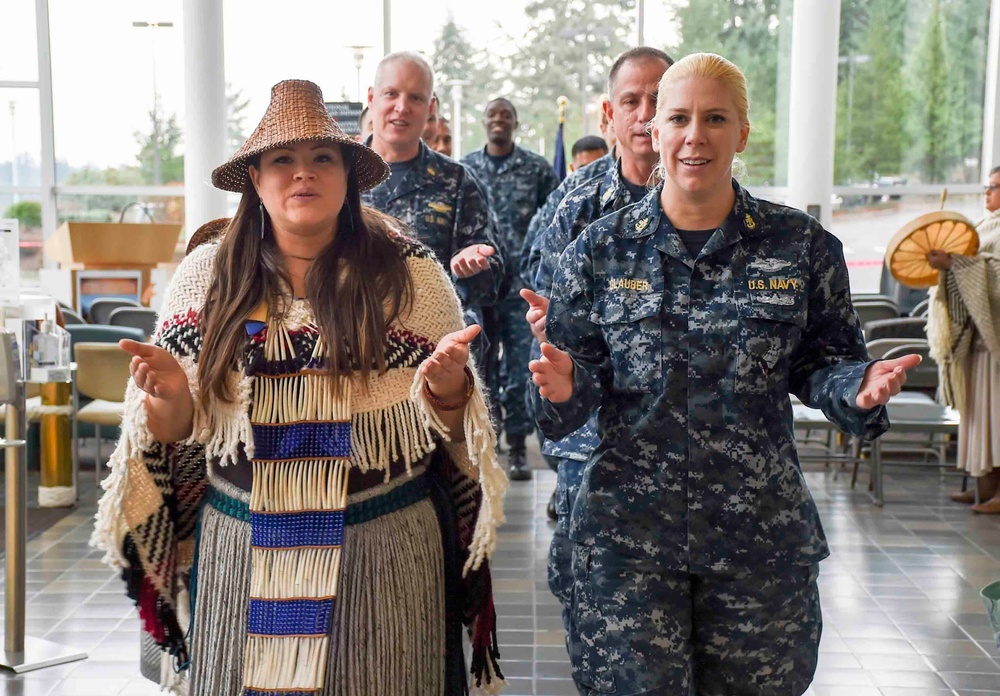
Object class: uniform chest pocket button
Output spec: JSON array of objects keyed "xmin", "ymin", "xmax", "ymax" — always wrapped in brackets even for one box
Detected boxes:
[
  {"xmin": 736, "ymin": 302, "xmax": 804, "ymax": 395},
  {"xmin": 590, "ymin": 291, "xmax": 663, "ymax": 394}
]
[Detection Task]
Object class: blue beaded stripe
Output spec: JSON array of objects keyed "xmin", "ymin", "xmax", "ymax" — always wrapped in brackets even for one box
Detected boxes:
[
  {"xmin": 247, "ymin": 597, "xmax": 335, "ymax": 637},
  {"xmin": 204, "ymin": 473, "xmax": 428, "ymax": 526},
  {"xmin": 251, "ymin": 421, "xmax": 351, "ymax": 461},
  {"xmin": 250, "ymin": 510, "xmax": 345, "ymax": 549}
]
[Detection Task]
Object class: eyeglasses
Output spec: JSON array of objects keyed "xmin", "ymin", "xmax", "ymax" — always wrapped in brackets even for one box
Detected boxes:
[{"xmin": 986, "ymin": 184, "xmax": 1000, "ymax": 193}]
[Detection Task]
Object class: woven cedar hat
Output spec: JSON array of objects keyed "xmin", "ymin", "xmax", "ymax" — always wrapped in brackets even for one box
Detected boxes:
[{"xmin": 211, "ymin": 79, "xmax": 389, "ymax": 193}]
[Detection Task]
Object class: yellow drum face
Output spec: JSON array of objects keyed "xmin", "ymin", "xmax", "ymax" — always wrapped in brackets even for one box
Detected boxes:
[{"xmin": 885, "ymin": 211, "xmax": 979, "ymax": 288}]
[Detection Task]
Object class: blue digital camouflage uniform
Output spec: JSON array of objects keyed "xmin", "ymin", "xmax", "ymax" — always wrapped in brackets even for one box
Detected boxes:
[
  {"xmin": 521, "ymin": 149, "xmax": 615, "ymax": 287},
  {"xmin": 530, "ymin": 181, "xmax": 891, "ymax": 695},
  {"xmin": 461, "ymin": 145, "xmax": 559, "ymax": 440},
  {"xmin": 530, "ymin": 159, "xmax": 648, "ymax": 632},
  {"xmin": 361, "ymin": 139, "xmax": 505, "ymax": 312}
]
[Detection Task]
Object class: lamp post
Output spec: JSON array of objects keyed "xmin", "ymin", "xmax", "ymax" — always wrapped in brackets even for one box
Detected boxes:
[
  {"xmin": 348, "ymin": 45, "xmax": 372, "ymax": 102},
  {"xmin": 9, "ymin": 101, "xmax": 17, "ymax": 204},
  {"xmin": 132, "ymin": 21, "xmax": 174, "ymax": 185},
  {"xmin": 837, "ymin": 53, "xmax": 871, "ymax": 163},
  {"xmin": 636, "ymin": 0, "xmax": 645, "ymax": 46},
  {"xmin": 446, "ymin": 79, "xmax": 470, "ymax": 159}
]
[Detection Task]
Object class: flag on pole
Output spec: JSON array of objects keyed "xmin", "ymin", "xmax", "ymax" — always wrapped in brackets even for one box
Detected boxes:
[{"xmin": 553, "ymin": 96, "xmax": 569, "ymax": 182}]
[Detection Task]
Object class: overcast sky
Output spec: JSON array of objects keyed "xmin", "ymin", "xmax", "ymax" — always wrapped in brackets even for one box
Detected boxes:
[{"xmin": 1, "ymin": 0, "xmax": 680, "ymax": 170}]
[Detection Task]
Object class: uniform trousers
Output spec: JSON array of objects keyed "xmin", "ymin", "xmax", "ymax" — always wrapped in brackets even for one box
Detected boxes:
[
  {"xmin": 482, "ymin": 292, "xmax": 535, "ymax": 439},
  {"xmin": 547, "ymin": 456, "xmax": 586, "ymax": 632},
  {"xmin": 568, "ymin": 544, "xmax": 821, "ymax": 696}
]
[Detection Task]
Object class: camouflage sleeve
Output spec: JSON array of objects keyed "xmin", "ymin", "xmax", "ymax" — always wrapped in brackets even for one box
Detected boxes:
[
  {"xmin": 528, "ymin": 233, "xmax": 609, "ymax": 440},
  {"xmin": 452, "ymin": 170, "xmax": 506, "ymax": 307},
  {"xmin": 520, "ymin": 183, "xmax": 566, "ymax": 290},
  {"xmin": 538, "ymin": 164, "xmax": 560, "ymax": 209},
  {"xmin": 533, "ymin": 198, "xmax": 577, "ymax": 296},
  {"xmin": 790, "ymin": 227, "xmax": 889, "ymax": 439}
]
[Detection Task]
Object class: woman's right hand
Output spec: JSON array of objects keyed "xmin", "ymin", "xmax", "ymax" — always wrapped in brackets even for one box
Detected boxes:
[
  {"xmin": 119, "ymin": 339, "xmax": 194, "ymax": 443},
  {"xmin": 529, "ymin": 342, "xmax": 575, "ymax": 403}
]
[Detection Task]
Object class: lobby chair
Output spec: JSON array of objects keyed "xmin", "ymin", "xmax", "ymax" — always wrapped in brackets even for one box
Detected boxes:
[
  {"xmin": 852, "ymin": 293, "xmax": 898, "ymax": 307},
  {"xmin": 863, "ymin": 317, "xmax": 927, "ymax": 342},
  {"xmin": 866, "ymin": 338, "xmax": 929, "ymax": 360},
  {"xmin": 855, "ymin": 300, "xmax": 900, "ymax": 329},
  {"xmin": 109, "ymin": 307, "xmax": 158, "ymax": 340},
  {"xmin": 87, "ymin": 298, "xmax": 140, "ymax": 325},
  {"xmin": 74, "ymin": 342, "xmax": 132, "ymax": 484},
  {"xmin": 65, "ymin": 324, "xmax": 144, "ymax": 358},
  {"xmin": 60, "ymin": 307, "xmax": 87, "ymax": 325},
  {"xmin": 909, "ymin": 298, "xmax": 931, "ymax": 317}
]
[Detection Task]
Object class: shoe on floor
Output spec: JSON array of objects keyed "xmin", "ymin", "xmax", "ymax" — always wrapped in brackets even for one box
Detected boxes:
[
  {"xmin": 950, "ymin": 489, "xmax": 977, "ymax": 504},
  {"xmin": 507, "ymin": 436, "xmax": 531, "ymax": 481},
  {"xmin": 972, "ymin": 496, "xmax": 1000, "ymax": 514}
]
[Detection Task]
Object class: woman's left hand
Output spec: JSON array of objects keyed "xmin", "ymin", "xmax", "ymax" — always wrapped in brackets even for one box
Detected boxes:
[
  {"xmin": 856, "ymin": 354, "xmax": 923, "ymax": 409},
  {"xmin": 927, "ymin": 249, "xmax": 953, "ymax": 270},
  {"xmin": 423, "ymin": 324, "xmax": 481, "ymax": 401}
]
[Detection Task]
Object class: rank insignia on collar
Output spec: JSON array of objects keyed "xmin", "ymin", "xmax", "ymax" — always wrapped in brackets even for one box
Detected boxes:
[
  {"xmin": 428, "ymin": 202, "xmax": 452, "ymax": 213},
  {"xmin": 635, "ymin": 218, "xmax": 650, "ymax": 232},
  {"xmin": 602, "ymin": 188, "xmax": 615, "ymax": 205},
  {"xmin": 744, "ymin": 213, "xmax": 757, "ymax": 230},
  {"xmin": 426, "ymin": 167, "xmax": 437, "ymax": 176}
]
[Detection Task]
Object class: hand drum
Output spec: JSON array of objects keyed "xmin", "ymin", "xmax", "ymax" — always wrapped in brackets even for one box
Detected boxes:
[{"xmin": 885, "ymin": 211, "xmax": 979, "ymax": 288}]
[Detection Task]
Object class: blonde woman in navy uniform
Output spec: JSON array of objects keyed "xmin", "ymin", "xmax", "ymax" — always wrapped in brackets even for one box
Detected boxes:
[{"xmin": 528, "ymin": 53, "xmax": 921, "ymax": 695}]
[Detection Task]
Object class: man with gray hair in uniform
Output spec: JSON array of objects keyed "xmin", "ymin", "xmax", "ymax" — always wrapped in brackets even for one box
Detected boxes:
[{"xmin": 362, "ymin": 52, "xmax": 505, "ymax": 348}]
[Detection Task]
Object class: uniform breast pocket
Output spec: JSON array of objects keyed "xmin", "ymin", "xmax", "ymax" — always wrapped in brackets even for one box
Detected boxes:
[
  {"xmin": 590, "ymin": 291, "xmax": 663, "ymax": 394},
  {"xmin": 421, "ymin": 199, "xmax": 455, "ymax": 232},
  {"xmin": 736, "ymin": 301, "xmax": 805, "ymax": 395}
]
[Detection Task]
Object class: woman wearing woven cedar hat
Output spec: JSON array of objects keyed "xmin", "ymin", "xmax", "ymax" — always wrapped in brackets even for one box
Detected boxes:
[{"xmin": 92, "ymin": 79, "xmax": 507, "ymax": 695}]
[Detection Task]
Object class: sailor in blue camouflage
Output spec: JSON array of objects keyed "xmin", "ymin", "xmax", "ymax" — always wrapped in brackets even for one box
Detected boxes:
[
  {"xmin": 530, "ymin": 179, "xmax": 893, "ymax": 694},
  {"xmin": 532, "ymin": 158, "xmax": 649, "ymax": 630},
  {"xmin": 361, "ymin": 138, "xmax": 505, "ymax": 311},
  {"xmin": 572, "ymin": 547, "xmax": 822, "ymax": 695},
  {"xmin": 521, "ymin": 150, "xmax": 614, "ymax": 287},
  {"xmin": 462, "ymin": 101, "xmax": 559, "ymax": 462}
]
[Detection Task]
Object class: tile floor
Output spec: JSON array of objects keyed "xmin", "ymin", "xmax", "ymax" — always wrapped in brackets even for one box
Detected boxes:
[{"xmin": 2, "ymin": 454, "xmax": 1000, "ymax": 695}]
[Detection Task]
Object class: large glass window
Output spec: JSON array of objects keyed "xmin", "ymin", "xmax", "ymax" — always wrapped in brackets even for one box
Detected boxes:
[
  {"xmin": 416, "ymin": 0, "xmax": 793, "ymax": 178},
  {"xmin": 833, "ymin": 0, "xmax": 993, "ymax": 292},
  {"xmin": 223, "ymin": 0, "xmax": 383, "ymax": 155},
  {"xmin": 1, "ymin": 87, "xmax": 43, "ymax": 280},
  {"xmin": 2, "ymin": 192, "xmax": 43, "ymax": 281},
  {"xmin": 1, "ymin": 0, "xmax": 39, "ymax": 82},
  {"xmin": 49, "ymin": 0, "xmax": 185, "ymax": 185},
  {"xmin": 835, "ymin": 0, "xmax": 991, "ymax": 186},
  {"xmin": 0, "ymin": 88, "xmax": 42, "ymax": 189},
  {"xmin": 661, "ymin": 0, "xmax": 794, "ymax": 187}
]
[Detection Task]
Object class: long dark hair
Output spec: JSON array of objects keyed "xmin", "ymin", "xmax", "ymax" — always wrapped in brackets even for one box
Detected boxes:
[{"xmin": 198, "ymin": 152, "xmax": 412, "ymax": 404}]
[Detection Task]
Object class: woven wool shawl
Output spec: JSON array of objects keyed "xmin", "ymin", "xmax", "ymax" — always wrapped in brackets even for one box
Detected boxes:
[
  {"xmin": 92, "ymin": 237, "xmax": 508, "ymax": 695},
  {"xmin": 927, "ymin": 211, "xmax": 1000, "ymax": 409}
]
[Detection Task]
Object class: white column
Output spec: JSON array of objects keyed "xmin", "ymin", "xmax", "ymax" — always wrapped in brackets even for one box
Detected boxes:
[
  {"xmin": 981, "ymin": 0, "xmax": 1000, "ymax": 180},
  {"xmin": 182, "ymin": 0, "xmax": 228, "ymax": 239},
  {"xmin": 786, "ymin": 0, "xmax": 841, "ymax": 229},
  {"xmin": 635, "ymin": 0, "xmax": 645, "ymax": 46},
  {"xmin": 383, "ymin": 0, "xmax": 392, "ymax": 55},
  {"xmin": 35, "ymin": 0, "xmax": 57, "ymax": 242}
]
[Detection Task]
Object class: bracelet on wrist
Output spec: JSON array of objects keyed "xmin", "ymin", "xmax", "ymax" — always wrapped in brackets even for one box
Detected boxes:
[{"xmin": 424, "ymin": 365, "xmax": 475, "ymax": 411}]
